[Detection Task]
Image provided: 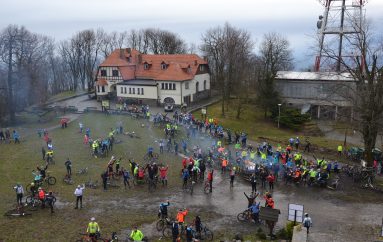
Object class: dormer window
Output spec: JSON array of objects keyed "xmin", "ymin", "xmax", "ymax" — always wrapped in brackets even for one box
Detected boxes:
[
  {"xmin": 199, "ymin": 65, "xmax": 204, "ymax": 71},
  {"xmin": 112, "ymin": 70, "xmax": 119, "ymax": 77},
  {"xmin": 100, "ymin": 70, "xmax": 107, "ymax": 76},
  {"xmin": 161, "ymin": 63, "xmax": 167, "ymax": 70},
  {"xmin": 144, "ymin": 63, "xmax": 149, "ymax": 70}
]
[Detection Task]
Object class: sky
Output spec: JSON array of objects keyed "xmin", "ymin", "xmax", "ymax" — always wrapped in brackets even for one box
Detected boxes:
[{"xmin": 1, "ymin": 0, "xmax": 382, "ymax": 69}]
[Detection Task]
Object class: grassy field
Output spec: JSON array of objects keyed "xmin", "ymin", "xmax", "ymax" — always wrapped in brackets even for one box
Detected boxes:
[
  {"xmin": 0, "ymin": 113, "xmax": 184, "ymax": 241},
  {"xmin": 192, "ymin": 101, "xmax": 356, "ymax": 160}
]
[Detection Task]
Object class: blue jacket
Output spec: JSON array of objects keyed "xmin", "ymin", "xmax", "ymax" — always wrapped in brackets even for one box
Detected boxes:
[
  {"xmin": 249, "ymin": 202, "xmax": 260, "ymax": 214},
  {"xmin": 182, "ymin": 170, "xmax": 190, "ymax": 179}
]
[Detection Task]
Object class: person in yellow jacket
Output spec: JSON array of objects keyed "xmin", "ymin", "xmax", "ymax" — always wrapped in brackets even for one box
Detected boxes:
[
  {"xmin": 87, "ymin": 217, "xmax": 100, "ymax": 240},
  {"xmin": 337, "ymin": 145, "xmax": 343, "ymax": 156},
  {"xmin": 130, "ymin": 226, "xmax": 144, "ymax": 241}
]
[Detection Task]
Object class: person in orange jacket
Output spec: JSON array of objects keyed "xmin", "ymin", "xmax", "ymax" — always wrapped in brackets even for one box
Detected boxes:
[
  {"xmin": 221, "ymin": 158, "xmax": 228, "ymax": 174},
  {"xmin": 176, "ymin": 208, "xmax": 188, "ymax": 230}
]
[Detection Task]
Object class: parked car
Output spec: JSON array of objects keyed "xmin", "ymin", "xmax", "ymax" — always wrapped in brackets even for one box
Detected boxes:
[{"xmin": 164, "ymin": 103, "xmax": 174, "ymax": 112}]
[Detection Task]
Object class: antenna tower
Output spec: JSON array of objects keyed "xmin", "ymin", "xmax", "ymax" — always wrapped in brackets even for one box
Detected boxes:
[{"xmin": 314, "ymin": 0, "xmax": 367, "ymax": 72}]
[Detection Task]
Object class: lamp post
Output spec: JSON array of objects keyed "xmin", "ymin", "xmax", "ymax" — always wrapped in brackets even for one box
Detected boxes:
[{"xmin": 277, "ymin": 103, "xmax": 282, "ymax": 128}]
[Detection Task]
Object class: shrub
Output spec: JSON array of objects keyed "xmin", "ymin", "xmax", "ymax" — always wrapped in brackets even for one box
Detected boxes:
[{"xmin": 271, "ymin": 106, "xmax": 310, "ymax": 130}]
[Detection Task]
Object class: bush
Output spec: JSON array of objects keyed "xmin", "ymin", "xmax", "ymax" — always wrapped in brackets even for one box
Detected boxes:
[
  {"xmin": 256, "ymin": 228, "xmax": 267, "ymax": 240},
  {"xmin": 271, "ymin": 106, "xmax": 310, "ymax": 130}
]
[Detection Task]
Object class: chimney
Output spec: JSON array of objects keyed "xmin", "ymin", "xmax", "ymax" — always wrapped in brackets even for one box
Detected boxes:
[
  {"xmin": 138, "ymin": 54, "xmax": 142, "ymax": 64},
  {"xmin": 119, "ymin": 49, "xmax": 124, "ymax": 59}
]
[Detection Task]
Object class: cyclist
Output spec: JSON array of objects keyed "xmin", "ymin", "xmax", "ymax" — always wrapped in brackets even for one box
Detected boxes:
[
  {"xmin": 123, "ymin": 169, "xmax": 131, "ymax": 189},
  {"xmin": 182, "ymin": 168, "xmax": 190, "ymax": 189},
  {"xmin": 194, "ymin": 215, "xmax": 202, "ymax": 235},
  {"xmin": 176, "ymin": 208, "xmax": 188, "ymax": 230},
  {"xmin": 45, "ymin": 190, "xmax": 55, "ymax": 213},
  {"xmin": 207, "ymin": 169, "xmax": 214, "ymax": 192},
  {"xmin": 159, "ymin": 165, "xmax": 169, "ymax": 186},
  {"xmin": 130, "ymin": 226, "xmax": 144, "ymax": 241},
  {"xmin": 264, "ymin": 193, "xmax": 275, "ymax": 209},
  {"xmin": 147, "ymin": 146, "xmax": 154, "ymax": 158},
  {"xmin": 38, "ymin": 187, "xmax": 46, "ymax": 208},
  {"xmin": 115, "ymin": 158, "xmax": 122, "ymax": 174},
  {"xmin": 13, "ymin": 183, "xmax": 24, "ymax": 206},
  {"xmin": 37, "ymin": 165, "xmax": 48, "ymax": 180},
  {"xmin": 185, "ymin": 225, "xmax": 194, "ymax": 242},
  {"xmin": 249, "ymin": 201, "xmax": 260, "ymax": 223},
  {"xmin": 244, "ymin": 192, "xmax": 258, "ymax": 208},
  {"xmin": 87, "ymin": 217, "xmax": 100, "ymax": 242},
  {"xmin": 171, "ymin": 221, "xmax": 180, "ymax": 242},
  {"xmin": 65, "ymin": 158, "xmax": 72, "ymax": 176},
  {"xmin": 29, "ymin": 182, "xmax": 38, "ymax": 197},
  {"xmin": 158, "ymin": 201, "xmax": 170, "ymax": 219}
]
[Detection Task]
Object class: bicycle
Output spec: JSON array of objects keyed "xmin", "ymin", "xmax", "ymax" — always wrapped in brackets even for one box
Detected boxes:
[
  {"xmin": 85, "ymin": 180, "xmax": 99, "ymax": 189},
  {"xmin": 76, "ymin": 232, "xmax": 111, "ymax": 242},
  {"xmin": 203, "ymin": 180, "xmax": 211, "ymax": 194},
  {"xmin": 195, "ymin": 224, "xmax": 214, "ymax": 241},
  {"xmin": 184, "ymin": 180, "xmax": 195, "ymax": 195},
  {"xmin": 63, "ymin": 175, "xmax": 74, "ymax": 185},
  {"xmin": 162, "ymin": 223, "xmax": 186, "ymax": 238},
  {"xmin": 4, "ymin": 204, "xmax": 32, "ymax": 217},
  {"xmin": 156, "ymin": 216, "xmax": 172, "ymax": 231},
  {"xmin": 143, "ymin": 152, "xmax": 159, "ymax": 163},
  {"xmin": 107, "ymin": 178, "xmax": 120, "ymax": 189},
  {"xmin": 24, "ymin": 194, "xmax": 41, "ymax": 210},
  {"xmin": 237, "ymin": 209, "xmax": 253, "ymax": 222},
  {"xmin": 148, "ymin": 176, "xmax": 158, "ymax": 192},
  {"xmin": 78, "ymin": 167, "xmax": 88, "ymax": 175}
]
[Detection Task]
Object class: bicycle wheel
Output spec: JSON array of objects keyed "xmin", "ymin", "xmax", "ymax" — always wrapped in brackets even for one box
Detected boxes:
[
  {"xmin": 162, "ymin": 227, "xmax": 172, "ymax": 238},
  {"xmin": 203, "ymin": 228, "xmax": 214, "ymax": 241},
  {"xmin": 237, "ymin": 212, "xmax": 246, "ymax": 222},
  {"xmin": 156, "ymin": 219, "xmax": 165, "ymax": 231},
  {"xmin": 25, "ymin": 195, "xmax": 33, "ymax": 204},
  {"xmin": 47, "ymin": 176, "xmax": 56, "ymax": 185},
  {"xmin": 204, "ymin": 184, "xmax": 210, "ymax": 194},
  {"xmin": 25, "ymin": 184, "xmax": 31, "ymax": 194}
]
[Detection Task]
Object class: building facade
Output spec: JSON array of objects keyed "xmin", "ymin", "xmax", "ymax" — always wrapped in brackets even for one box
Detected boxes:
[
  {"xmin": 95, "ymin": 48, "xmax": 210, "ymax": 106},
  {"xmin": 275, "ymin": 71, "xmax": 356, "ymax": 119}
]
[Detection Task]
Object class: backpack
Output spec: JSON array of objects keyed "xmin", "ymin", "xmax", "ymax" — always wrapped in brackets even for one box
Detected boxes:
[{"xmin": 304, "ymin": 219, "xmax": 311, "ymax": 228}]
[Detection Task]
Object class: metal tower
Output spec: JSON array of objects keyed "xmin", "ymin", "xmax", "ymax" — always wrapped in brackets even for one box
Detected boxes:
[{"xmin": 315, "ymin": 0, "xmax": 367, "ymax": 72}]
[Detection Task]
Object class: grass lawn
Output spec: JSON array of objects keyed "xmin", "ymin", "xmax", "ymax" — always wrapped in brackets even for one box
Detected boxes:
[
  {"xmin": 47, "ymin": 90, "xmax": 83, "ymax": 102},
  {"xmin": 192, "ymin": 101, "xmax": 355, "ymax": 160},
  {"xmin": 0, "ymin": 113, "xmax": 183, "ymax": 241}
]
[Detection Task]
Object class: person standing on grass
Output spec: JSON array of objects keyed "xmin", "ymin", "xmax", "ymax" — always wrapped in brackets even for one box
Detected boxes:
[
  {"xmin": 13, "ymin": 183, "xmax": 24, "ymax": 206},
  {"xmin": 207, "ymin": 169, "xmax": 214, "ymax": 193},
  {"xmin": 45, "ymin": 191, "xmax": 55, "ymax": 213},
  {"xmin": 74, "ymin": 184, "xmax": 85, "ymax": 209},
  {"xmin": 101, "ymin": 171, "xmax": 108, "ymax": 190},
  {"xmin": 13, "ymin": 130, "xmax": 20, "ymax": 143},
  {"xmin": 65, "ymin": 158, "xmax": 72, "ymax": 176},
  {"xmin": 250, "ymin": 173, "xmax": 257, "ymax": 194},
  {"xmin": 303, "ymin": 213, "xmax": 313, "ymax": 234},
  {"xmin": 229, "ymin": 166, "xmax": 236, "ymax": 187}
]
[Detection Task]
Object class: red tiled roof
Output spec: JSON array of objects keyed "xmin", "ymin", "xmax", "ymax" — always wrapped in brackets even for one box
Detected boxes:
[
  {"xmin": 96, "ymin": 79, "xmax": 107, "ymax": 86},
  {"xmin": 98, "ymin": 48, "xmax": 208, "ymax": 82}
]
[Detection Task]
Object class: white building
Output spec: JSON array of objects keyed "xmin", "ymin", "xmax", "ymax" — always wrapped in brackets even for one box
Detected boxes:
[{"xmin": 95, "ymin": 48, "xmax": 210, "ymax": 106}]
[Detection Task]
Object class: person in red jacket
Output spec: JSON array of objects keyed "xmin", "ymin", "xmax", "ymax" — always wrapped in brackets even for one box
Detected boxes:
[
  {"xmin": 159, "ymin": 165, "xmax": 169, "ymax": 186},
  {"xmin": 264, "ymin": 193, "xmax": 275, "ymax": 209},
  {"xmin": 207, "ymin": 169, "xmax": 214, "ymax": 193},
  {"xmin": 266, "ymin": 173, "xmax": 275, "ymax": 191},
  {"xmin": 182, "ymin": 158, "xmax": 187, "ymax": 169}
]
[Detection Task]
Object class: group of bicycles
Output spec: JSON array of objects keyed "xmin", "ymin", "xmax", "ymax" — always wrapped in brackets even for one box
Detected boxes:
[{"xmin": 156, "ymin": 216, "xmax": 213, "ymax": 241}]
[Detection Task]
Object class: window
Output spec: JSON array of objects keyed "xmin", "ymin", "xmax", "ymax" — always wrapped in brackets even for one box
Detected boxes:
[
  {"xmin": 137, "ymin": 88, "xmax": 140, "ymax": 95},
  {"xmin": 196, "ymin": 82, "xmax": 199, "ymax": 92},
  {"xmin": 185, "ymin": 82, "xmax": 189, "ymax": 89},
  {"xmin": 120, "ymin": 87, "xmax": 123, "ymax": 93},
  {"xmin": 141, "ymin": 88, "xmax": 144, "ymax": 95},
  {"xmin": 144, "ymin": 63, "xmax": 149, "ymax": 70},
  {"xmin": 124, "ymin": 87, "xmax": 127, "ymax": 94},
  {"xmin": 165, "ymin": 83, "xmax": 168, "ymax": 90},
  {"xmin": 172, "ymin": 83, "xmax": 176, "ymax": 90},
  {"xmin": 129, "ymin": 88, "xmax": 132, "ymax": 94},
  {"xmin": 97, "ymin": 86, "xmax": 100, "ymax": 93},
  {"xmin": 132, "ymin": 88, "xmax": 135, "ymax": 94},
  {"xmin": 161, "ymin": 63, "xmax": 167, "ymax": 70},
  {"xmin": 101, "ymin": 86, "xmax": 105, "ymax": 92},
  {"xmin": 199, "ymin": 65, "xmax": 204, "ymax": 71},
  {"xmin": 112, "ymin": 70, "xmax": 119, "ymax": 77},
  {"xmin": 161, "ymin": 83, "xmax": 164, "ymax": 90},
  {"xmin": 203, "ymin": 80, "xmax": 206, "ymax": 90},
  {"xmin": 100, "ymin": 70, "xmax": 107, "ymax": 76}
]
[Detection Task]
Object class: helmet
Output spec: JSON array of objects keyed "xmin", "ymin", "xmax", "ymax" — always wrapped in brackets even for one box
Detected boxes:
[
  {"xmin": 31, "ymin": 182, "xmax": 35, "ymax": 186},
  {"xmin": 305, "ymin": 213, "xmax": 308, "ymax": 216},
  {"xmin": 77, "ymin": 185, "xmax": 81, "ymax": 188},
  {"xmin": 38, "ymin": 187, "xmax": 42, "ymax": 190},
  {"xmin": 90, "ymin": 217, "xmax": 96, "ymax": 221}
]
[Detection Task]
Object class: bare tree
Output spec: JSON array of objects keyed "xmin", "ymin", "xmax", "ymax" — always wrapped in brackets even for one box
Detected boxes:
[
  {"xmin": 257, "ymin": 32, "xmax": 294, "ymax": 118},
  {"xmin": 321, "ymin": 21, "xmax": 383, "ymax": 166},
  {"xmin": 201, "ymin": 23, "xmax": 254, "ymax": 116}
]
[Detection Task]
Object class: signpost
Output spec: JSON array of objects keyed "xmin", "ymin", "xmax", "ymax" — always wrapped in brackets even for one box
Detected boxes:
[
  {"xmin": 201, "ymin": 107, "xmax": 207, "ymax": 120},
  {"xmin": 288, "ymin": 203, "xmax": 304, "ymax": 225},
  {"xmin": 259, "ymin": 207, "xmax": 281, "ymax": 239}
]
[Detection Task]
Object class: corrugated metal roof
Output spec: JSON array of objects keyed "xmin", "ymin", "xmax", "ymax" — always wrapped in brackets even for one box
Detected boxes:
[{"xmin": 276, "ymin": 71, "xmax": 356, "ymax": 82}]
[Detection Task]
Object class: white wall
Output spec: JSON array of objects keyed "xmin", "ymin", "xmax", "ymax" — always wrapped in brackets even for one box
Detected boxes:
[
  {"xmin": 97, "ymin": 67, "xmax": 124, "ymax": 94},
  {"xmin": 158, "ymin": 81, "xmax": 182, "ymax": 105},
  {"xmin": 182, "ymin": 73, "xmax": 210, "ymax": 102},
  {"xmin": 117, "ymin": 85, "xmax": 158, "ymax": 100}
]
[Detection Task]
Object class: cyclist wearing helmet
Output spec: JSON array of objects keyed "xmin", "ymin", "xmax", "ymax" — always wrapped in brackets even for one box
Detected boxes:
[
  {"xmin": 87, "ymin": 217, "xmax": 100, "ymax": 241},
  {"xmin": 45, "ymin": 190, "xmax": 55, "ymax": 213}
]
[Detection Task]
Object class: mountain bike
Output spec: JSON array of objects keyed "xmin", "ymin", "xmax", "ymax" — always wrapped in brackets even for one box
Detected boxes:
[
  {"xmin": 195, "ymin": 223, "xmax": 214, "ymax": 241},
  {"xmin": 4, "ymin": 204, "xmax": 32, "ymax": 217}
]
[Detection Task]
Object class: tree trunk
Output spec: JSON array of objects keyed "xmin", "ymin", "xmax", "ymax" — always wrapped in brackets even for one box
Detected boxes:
[
  {"xmin": 363, "ymin": 123, "xmax": 377, "ymax": 167},
  {"xmin": 7, "ymin": 43, "xmax": 15, "ymax": 124},
  {"xmin": 236, "ymin": 98, "xmax": 242, "ymax": 119}
]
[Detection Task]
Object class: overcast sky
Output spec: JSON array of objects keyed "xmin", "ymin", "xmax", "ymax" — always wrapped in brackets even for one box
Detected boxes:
[{"xmin": 1, "ymin": 0, "xmax": 382, "ymax": 69}]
